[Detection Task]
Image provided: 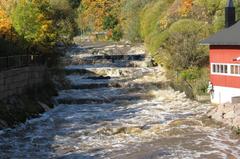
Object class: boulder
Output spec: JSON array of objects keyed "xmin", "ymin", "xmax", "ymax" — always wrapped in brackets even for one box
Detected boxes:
[
  {"xmin": 232, "ymin": 116, "xmax": 240, "ymax": 127},
  {"xmin": 211, "ymin": 111, "xmax": 223, "ymax": 122},
  {"xmin": 217, "ymin": 104, "xmax": 233, "ymax": 114},
  {"xmin": 38, "ymin": 102, "xmax": 50, "ymax": 111},
  {"xmin": 224, "ymin": 110, "xmax": 236, "ymax": 119}
]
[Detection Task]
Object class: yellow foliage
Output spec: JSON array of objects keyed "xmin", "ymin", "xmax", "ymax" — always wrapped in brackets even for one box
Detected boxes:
[
  {"xmin": 0, "ymin": 0, "xmax": 17, "ymax": 14},
  {"xmin": 159, "ymin": 16, "xmax": 169, "ymax": 30},
  {"xmin": 80, "ymin": 0, "xmax": 118, "ymax": 31}
]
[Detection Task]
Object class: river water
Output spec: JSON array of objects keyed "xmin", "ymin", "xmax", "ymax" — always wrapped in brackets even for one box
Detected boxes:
[{"xmin": 0, "ymin": 44, "xmax": 240, "ymax": 159}]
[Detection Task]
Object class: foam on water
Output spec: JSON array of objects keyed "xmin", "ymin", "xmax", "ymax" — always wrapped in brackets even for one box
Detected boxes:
[{"xmin": 0, "ymin": 44, "xmax": 240, "ymax": 159}]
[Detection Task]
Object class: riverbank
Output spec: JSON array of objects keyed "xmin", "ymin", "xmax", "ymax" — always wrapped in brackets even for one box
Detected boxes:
[{"xmin": 208, "ymin": 103, "xmax": 240, "ymax": 132}]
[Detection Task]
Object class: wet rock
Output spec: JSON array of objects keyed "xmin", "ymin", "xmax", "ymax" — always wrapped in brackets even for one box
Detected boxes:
[
  {"xmin": 0, "ymin": 119, "xmax": 8, "ymax": 128},
  {"xmin": 113, "ymin": 127, "xmax": 143, "ymax": 135},
  {"xmin": 38, "ymin": 102, "xmax": 50, "ymax": 111},
  {"xmin": 210, "ymin": 111, "xmax": 223, "ymax": 122},
  {"xmin": 207, "ymin": 107, "xmax": 216, "ymax": 117},
  {"xmin": 222, "ymin": 104, "xmax": 234, "ymax": 114}
]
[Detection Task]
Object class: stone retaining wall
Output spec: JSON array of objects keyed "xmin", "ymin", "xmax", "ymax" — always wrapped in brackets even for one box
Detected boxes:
[
  {"xmin": 208, "ymin": 103, "xmax": 240, "ymax": 128},
  {"xmin": 0, "ymin": 66, "xmax": 46, "ymax": 100}
]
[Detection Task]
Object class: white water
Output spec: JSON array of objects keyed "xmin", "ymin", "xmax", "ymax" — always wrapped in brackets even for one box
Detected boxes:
[{"xmin": 0, "ymin": 44, "xmax": 240, "ymax": 159}]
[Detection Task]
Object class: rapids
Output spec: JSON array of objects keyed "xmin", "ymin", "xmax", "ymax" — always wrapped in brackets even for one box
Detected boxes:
[{"xmin": 0, "ymin": 44, "xmax": 240, "ymax": 159}]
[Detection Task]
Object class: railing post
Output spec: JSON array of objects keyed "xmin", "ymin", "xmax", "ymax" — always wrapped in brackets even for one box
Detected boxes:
[{"xmin": 7, "ymin": 56, "xmax": 9, "ymax": 69}]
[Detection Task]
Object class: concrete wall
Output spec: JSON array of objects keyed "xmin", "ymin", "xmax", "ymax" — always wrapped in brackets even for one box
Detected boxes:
[
  {"xmin": 0, "ymin": 66, "xmax": 46, "ymax": 100},
  {"xmin": 211, "ymin": 86, "xmax": 240, "ymax": 104}
]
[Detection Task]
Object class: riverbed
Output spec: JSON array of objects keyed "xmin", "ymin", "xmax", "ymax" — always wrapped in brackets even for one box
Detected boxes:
[{"xmin": 0, "ymin": 44, "xmax": 239, "ymax": 159}]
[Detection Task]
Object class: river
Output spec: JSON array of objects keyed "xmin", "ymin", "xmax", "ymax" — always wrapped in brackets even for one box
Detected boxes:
[{"xmin": 0, "ymin": 44, "xmax": 240, "ymax": 159}]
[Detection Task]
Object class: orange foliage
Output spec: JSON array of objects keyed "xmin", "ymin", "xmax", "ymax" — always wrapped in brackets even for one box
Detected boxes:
[
  {"xmin": 180, "ymin": 0, "xmax": 193, "ymax": 16},
  {"xmin": 80, "ymin": 0, "xmax": 117, "ymax": 31},
  {"xmin": 0, "ymin": 0, "xmax": 17, "ymax": 14},
  {"xmin": 0, "ymin": 8, "xmax": 13, "ymax": 39}
]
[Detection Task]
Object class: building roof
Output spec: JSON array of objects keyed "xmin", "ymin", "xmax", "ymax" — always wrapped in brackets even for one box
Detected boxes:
[{"xmin": 201, "ymin": 21, "xmax": 240, "ymax": 45}]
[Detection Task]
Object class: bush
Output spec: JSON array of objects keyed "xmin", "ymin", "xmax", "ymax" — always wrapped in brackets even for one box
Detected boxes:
[
  {"xmin": 162, "ymin": 19, "xmax": 209, "ymax": 70},
  {"xmin": 103, "ymin": 15, "xmax": 118, "ymax": 30},
  {"xmin": 192, "ymin": 67, "xmax": 209, "ymax": 95},
  {"xmin": 112, "ymin": 26, "xmax": 123, "ymax": 41},
  {"xmin": 169, "ymin": 67, "xmax": 209, "ymax": 98}
]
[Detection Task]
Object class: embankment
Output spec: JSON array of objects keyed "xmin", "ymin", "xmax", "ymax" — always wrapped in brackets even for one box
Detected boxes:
[
  {"xmin": 0, "ymin": 66, "xmax": 57, "ymax": 129},
  {"xmin": 208, "ymin": 103, "xmax": 240, "ymax": 131}
]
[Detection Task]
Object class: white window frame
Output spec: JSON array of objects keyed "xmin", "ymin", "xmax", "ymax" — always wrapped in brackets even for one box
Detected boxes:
[{"xmin": 211, "ymin": 63, "xmax": 240, "ymax": 77}]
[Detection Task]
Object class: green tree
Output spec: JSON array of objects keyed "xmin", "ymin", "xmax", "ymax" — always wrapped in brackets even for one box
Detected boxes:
[
  {"xmin": 112, "ymin": 25, "xmax": 122, "ymax": 41},
  {"xmin": 50, "ymin": 0, "xmax": 79, "ymax": 44},
  {"xmin": 162, "ymin": 19, "xmax": 209, "ymax": 70},
  {"xmin": 103, "ymin": 15, "xmax": 118, "ymax": 30},
  {"xmin": 69, "ymin": 0, "xmax": 81, "ymax": 9},
  {"xmin": 121, "ymin": 0, "xmax": 150, "ymax": 42},
  {"xmin": 11, "ymin": 0, "xmax": 56, "ymax": 46}
]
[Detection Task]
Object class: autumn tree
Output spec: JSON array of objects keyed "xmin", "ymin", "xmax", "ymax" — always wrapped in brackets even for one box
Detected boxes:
[
  {"xmin": 180, "ymin": 0, "xmax": 193, "ymax": 16},
  {"xmin": 0, "ymin": 0, "xmax": 17, "ymax": 14},
  {"xmin": 50, "ymin": 0, "xmax": 80, "ymax": 44},
  {"xmin": 79, "ymin": 0, "xmax": 120, "ymax": 31},
  {"xmin": 0, "ymin": 8, "xmax": 13, "ymax": 40},
  {"xmin": 11, "ymin": 0, "xmax": 56, "ymax": 47}
]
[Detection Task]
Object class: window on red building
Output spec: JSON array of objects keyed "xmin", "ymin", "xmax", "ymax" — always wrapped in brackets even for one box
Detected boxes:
[{"xmin": 212, "ymin": 64, "xmax": 228, "ymax": 74}]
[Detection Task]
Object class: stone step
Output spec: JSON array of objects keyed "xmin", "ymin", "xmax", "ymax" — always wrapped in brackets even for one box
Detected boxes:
[
  {"xmin": 64, "ymin": 61, "xmax": 146, "ymax": 68},
  {"xmin": 73, "ymin": 54, "xmax": 146, "ymax": 61},
  {"xmin": 67, "ymin": 81, "xmax": 168, "ymax": 90},
  {"xmin": 64, "ymin": 67, "xmax": 154, "ymax": 77},
  {"xmin": 56, "ymin": 88, "xmax": 153, "ymax": 105},
  {"xmin": 71, "ymin": 83, "xmax": 110, "ymax": 89},
  {"xmin": 65, "ymin": 60, "xmax": 147, "ymax": 67},
  {"xmin": 65, "ymin": 75, "xmax": 117, "ymax": 87},
  {"xmin": 62, "ymin": 54, "xmax": 146, "ymax": 66},
  {"xmin": 85, "ymin": 76, "xmax": 111, "ymax": 80},
  {"xmin": 57, "ymin": 93, "xmax": 151, "ymax": 105},
  {"xmin": 56, "ymin": 88, "xmax": 126, "ymax": 99},
  {"xmin": 64, "ymin": 69, "xmax": 168, "ymax": 89}
]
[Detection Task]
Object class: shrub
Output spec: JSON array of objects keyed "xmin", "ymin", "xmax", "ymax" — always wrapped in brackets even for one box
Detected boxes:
[
  {"xmin": 162, "ymin": 19, "xmax": 209, "ymax": 70},
  {"xmin": 103, "ymin": 15, "xmax": 118, "ymax": 30},
  {"xmin": 112, "ymin": 25, "xmax": 123, "ymax": 41}
]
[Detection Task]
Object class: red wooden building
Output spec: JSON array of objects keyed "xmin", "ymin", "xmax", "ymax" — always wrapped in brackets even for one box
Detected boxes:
[{"xmin": 202, "ymin": 0, "xmax": 240, "ymax": 104}]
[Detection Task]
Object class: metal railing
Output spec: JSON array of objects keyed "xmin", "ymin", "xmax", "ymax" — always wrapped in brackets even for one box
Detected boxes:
[{"xmin": 0, "ymin": 54, "xmax": 45, "ymax": 72}]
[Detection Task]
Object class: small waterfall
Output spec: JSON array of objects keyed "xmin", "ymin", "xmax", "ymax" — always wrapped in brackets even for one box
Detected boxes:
[{"xmin": 0, "ymin": 43, "xmax": 239, "ymax": 159}]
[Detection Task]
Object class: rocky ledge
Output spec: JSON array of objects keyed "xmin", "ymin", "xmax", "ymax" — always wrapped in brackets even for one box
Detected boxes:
[{"xmin": 208, "ymin": 103, "xmax": 240, "ymax": 129}]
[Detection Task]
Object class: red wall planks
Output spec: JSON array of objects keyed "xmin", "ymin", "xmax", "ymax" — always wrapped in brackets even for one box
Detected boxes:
[
  {"xmin": 211, "ymin": 75, "xmax": 240, "ymax": 88},
  {"xmin": 210, "ymin": 45, "xmax": 240, "ymax": 88},
  {"xmin": 210, "ymin": 45, "xmax": 240, "ymax": 64}
]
